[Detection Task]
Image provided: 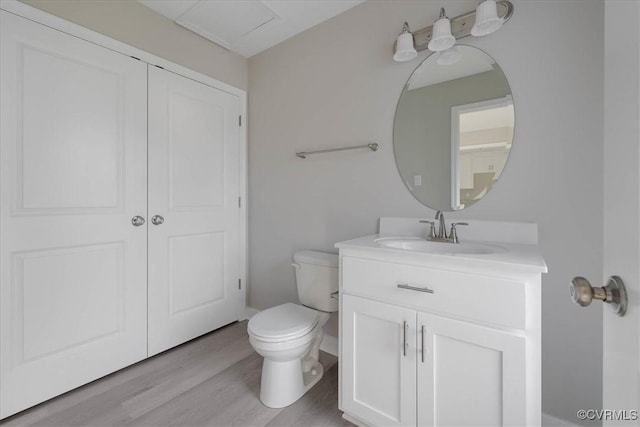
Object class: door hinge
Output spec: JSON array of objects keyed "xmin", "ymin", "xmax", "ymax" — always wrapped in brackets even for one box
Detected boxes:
[
  {"xmin": 238, "ymin": 197, "xmax": 241, "ymax": 208},
  {"xmin": 238, "ymin": 278, "xmax": 242, "ymax": 290},
  {"xmin": 239, "ymin": 115, "xmax": 242, "ymax": 127}
]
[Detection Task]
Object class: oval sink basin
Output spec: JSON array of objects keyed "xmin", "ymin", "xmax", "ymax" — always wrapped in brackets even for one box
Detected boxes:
[{"xmin": 375, "ymin": 237, "xmax": 505, "ymax": 255}]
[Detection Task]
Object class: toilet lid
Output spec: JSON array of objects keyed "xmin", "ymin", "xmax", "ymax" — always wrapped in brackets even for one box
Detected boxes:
[{"xmin": 248, "ymin": 303, "xmax": 319, "ymax": 341}]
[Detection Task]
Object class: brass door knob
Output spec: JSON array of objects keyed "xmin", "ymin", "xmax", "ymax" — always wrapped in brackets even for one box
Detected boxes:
[{"xmin": 570, "ymin": 276, "xmax": 627, "ymax": 316}]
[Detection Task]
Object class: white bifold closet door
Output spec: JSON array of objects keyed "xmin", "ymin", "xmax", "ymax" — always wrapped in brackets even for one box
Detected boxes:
[
  {"xmin": 0, "ymin": 11, "xmax": 148, "ymax": 418},
  {"xmin": 147, "ymin": 67, "xmax": 242, "ymax": 356}
]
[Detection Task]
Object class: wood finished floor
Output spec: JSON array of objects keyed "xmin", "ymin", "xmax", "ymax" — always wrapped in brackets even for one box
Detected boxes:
[{"xmin": 1, "ymin": 321, "xmax": 352, "ymax": 427}]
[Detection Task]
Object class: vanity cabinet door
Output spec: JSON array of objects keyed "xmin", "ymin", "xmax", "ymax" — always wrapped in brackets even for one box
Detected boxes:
[
  {"xmin": 342, "ymin": 294, "xmax": 417, "ymax": 427},
  {"xmin": 417, "ymin": 312, "xmax": 526, "ymax": 426}
]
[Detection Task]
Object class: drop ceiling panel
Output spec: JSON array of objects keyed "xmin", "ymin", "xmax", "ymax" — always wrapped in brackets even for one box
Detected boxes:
[
  {"xmin": 177, "ymin": 1, "xmax": 279, "ymax": 49},
  {"xmin": 232, "ymin": 0, "xmax": 364, "ymax": 57},
  {"xmin": 138, "ymin": 0, "xmax": 364, "ymax": 58},
  {"xmin": 138, "ymin": 0, "xmax": 198, "ymax": 21}
]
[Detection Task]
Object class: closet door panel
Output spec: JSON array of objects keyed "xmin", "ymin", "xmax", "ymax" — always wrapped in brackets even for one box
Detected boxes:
[
  {"xmin": 0, "ymin": 11, "xmax": 148, "ymax": 419},
  {"xmin": 148, "ymin": 66, "xmax": 242, "ymax": 356}
]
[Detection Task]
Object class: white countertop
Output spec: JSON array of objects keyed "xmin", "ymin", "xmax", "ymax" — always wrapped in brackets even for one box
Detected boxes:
[{"xmin": 335, "ymin": 234, "xmax": 548, "ymax": 275}]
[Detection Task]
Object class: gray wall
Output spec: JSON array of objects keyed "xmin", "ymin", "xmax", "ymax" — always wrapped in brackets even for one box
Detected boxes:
[
  {"xmin": 20, "ymin": 0, "xmax": 248, "ymax": 91},
  {"xmin": 248, "ymin": 0, "xmax": 604, "ymax": 424},
  {"xmin": 395, "ymin": 70, "xmax": 510, "ymax": 210}
]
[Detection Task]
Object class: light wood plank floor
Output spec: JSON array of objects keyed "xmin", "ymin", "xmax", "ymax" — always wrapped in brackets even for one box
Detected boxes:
[{"xmin": 1, "ymin": 321, "xmax": 352, "ymax": 427}]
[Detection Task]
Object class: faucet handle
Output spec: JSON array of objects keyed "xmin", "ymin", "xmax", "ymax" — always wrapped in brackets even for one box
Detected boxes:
[
  {"xmin": 419, "ymin": 220, "xmax": 436, "ymax": 239},
  {"xmin": 449, "ymin": 222, "xmax": 468, "ymax": 244}
]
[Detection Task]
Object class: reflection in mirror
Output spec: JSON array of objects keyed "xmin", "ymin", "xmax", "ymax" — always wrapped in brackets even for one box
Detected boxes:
[{"xmin": 393, "ymin": 45, "xmax": 514, "ymax": 211}]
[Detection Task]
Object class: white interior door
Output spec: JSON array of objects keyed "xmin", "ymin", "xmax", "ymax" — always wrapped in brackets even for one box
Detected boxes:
[
  {"xmin": 147, "ymin": 66, "xmax": 242, "ymax": 356},
  {"xmin": 0, "ymin": 10, "xmax": 148, "ymax": 418},
  {"xmin": 602, "ymin": 1, "xmax": 640, "ymax": 423}
]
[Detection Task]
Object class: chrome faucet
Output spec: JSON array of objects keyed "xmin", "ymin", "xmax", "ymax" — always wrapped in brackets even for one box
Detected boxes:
[
  {"xmin": 435, "ymin": 210, "xmax": 447, "ymax": 239},
  {"xmin": 419, "ymin": 211, "xmax": 468, "ymax": 243}
]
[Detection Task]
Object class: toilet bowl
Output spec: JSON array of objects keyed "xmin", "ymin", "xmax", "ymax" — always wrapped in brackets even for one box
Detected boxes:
[{"xmin": 247, "ymin": 250, "xmax": 338, "ymax": 408}]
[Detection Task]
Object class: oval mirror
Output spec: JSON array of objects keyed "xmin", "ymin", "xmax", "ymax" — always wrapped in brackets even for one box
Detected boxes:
[{"xmin": 393, "ymin": 45, "xmax": 514, "ymax": 211}]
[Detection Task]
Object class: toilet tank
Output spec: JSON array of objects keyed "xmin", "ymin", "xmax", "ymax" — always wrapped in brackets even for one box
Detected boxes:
[{"xmin": 293, "ymin": 250, "xmax": 339, "ymax": 313}]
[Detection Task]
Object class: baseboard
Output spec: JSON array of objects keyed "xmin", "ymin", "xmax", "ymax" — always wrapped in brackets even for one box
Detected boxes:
[
  {"xmin": 320, "ymin": 333, "xmax": 338, "ymax": 357},
  {"xmin": 242, "ymin": 306, "xmax": 259, "ymax": 320},
  {"xmin": 542, "ymin": 412, "xmax": 581, "ymax": 427},
  {"xmin": 342, "ymin": 412, "xmax": 368, "ymax": 427}
]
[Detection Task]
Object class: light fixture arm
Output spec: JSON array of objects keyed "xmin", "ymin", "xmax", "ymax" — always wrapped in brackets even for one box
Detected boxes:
[{"xmin": 405, "ymin": 0, "xmax": 513, "ymax": 53}]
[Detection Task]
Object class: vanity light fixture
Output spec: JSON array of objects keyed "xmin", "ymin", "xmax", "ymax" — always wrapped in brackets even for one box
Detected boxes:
[
  {"xmin": 393, "ymin": 0, "xmax": 513, "ymax": 61},
  {"xmin": 427, "ymin": 8, "xmax": 456, "ymax": 52},
  {"xmin": 471, "ymin": 0, "xmax": 504, "ymax": 36},
  {"xmin": 393, "ymin": 22, "xmax": 418, "ymax": 62}
]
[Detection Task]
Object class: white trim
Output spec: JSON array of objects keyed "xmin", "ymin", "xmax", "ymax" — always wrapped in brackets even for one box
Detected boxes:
[
  {"xmin": 342, "ymin": 413, "xmax": 369, "ymax": 427},
  {"xmin": 0, "ymin": 0, "xmax": 249, "ymax": 323},
  {"xmin": 450, "ymin": 95, "xmax": 513, "ymax": 211},
  {"xmin": 451, "ymin": 102, "xmax": 462, "ymax": 210},
  {"xmin": 459, "ymin": 142, "xmax": 511, "ymax": 152},
  {"xmin": 319, "ymin": 333, "xmax": 338, "ymax": 357},
  {"xmin": 542, "ymin": 412, "xmax": 581, "ymax": 427},
  {"xmin": 238, "ymin": 92, "xmax": 248, "ymax": 324},
  {"xmin": 243, "ymin": 306, "xmax": 260, "ymax": 320}
]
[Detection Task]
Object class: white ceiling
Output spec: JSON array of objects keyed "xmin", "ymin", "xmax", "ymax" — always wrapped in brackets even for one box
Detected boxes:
[{"xmin": 138, "ymin": 0, "xmax": 364, "ymax": 58}]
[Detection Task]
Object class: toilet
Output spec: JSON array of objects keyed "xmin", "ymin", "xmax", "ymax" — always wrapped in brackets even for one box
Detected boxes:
[{"xmin": 247, "ymin": 250, "xmax": 338, "ymax": 408}]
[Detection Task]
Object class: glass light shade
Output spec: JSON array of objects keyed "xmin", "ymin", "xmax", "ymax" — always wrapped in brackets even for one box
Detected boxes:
[
  {"xmin": 427, "ymin": 17, "xmax": 456, "ymax": 52},
  {"xmin": 394, "ymin": 31, "xmax": 418, "ymax": 62},
  {"xmin": 436, "ymin": 46, "xmax": 462, "ymax": 65},
  {"xmin": 471, "ymin": 0, "xmax": 504, "ymax": 36}
]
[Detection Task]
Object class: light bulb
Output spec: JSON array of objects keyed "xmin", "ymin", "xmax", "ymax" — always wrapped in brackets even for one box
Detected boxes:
[
  {"xmin": 428, "ymin": 8, "xmax": 456, "ymax": 52},
  {"xmin": 471, "ymin": 0, "xmax": 504, "ymax": 36},
  {"xmin": 393, "ymin": 22, "xmax": 418, "ymax": 62}
]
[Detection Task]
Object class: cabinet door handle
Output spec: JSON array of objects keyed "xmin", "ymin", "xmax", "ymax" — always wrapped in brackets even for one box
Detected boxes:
[
  {"xmin": 421, "ymin": 325, "xmax": 425, "ymax": 363},
  {"xmin": 397, "ymin": 283, "xmax": 434, "ymax": 294},
  {"xmin": 402, "ymin": 321, "xmax": 408, "ymax": 357}
]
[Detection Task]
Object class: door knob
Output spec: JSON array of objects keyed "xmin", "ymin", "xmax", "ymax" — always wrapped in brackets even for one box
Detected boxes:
[
  {"xmin": 151, "ymin": 215, "xmax": 164, "ymax": 225},
  {"xmin": 131, "ymin": 215, "xmax": 145, "ymax": 226},
  {"xmin": 570, "ymin": 276, "xmax": 627, "ymax": 316}
]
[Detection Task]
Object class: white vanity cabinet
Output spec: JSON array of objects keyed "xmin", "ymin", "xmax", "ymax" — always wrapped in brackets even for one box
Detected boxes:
[{"xmin": 337, "ymin": 237, "xmax": 545, "ymax": 427}]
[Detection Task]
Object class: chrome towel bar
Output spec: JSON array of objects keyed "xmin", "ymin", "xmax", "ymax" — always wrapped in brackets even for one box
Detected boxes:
[{"xmin": 296, "ymin": 142, "xmax": 379, "ymax": 159}]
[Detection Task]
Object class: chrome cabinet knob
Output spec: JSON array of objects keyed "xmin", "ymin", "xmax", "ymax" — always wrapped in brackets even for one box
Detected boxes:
[
  {"xmin": 151, "ymin": 215, "xmax": 165, "ymax": 226},
  {"xmin": 131, "ymin": 216, "xmax": 145, "ymax": 227},
  {"xmin": 570, "ymin": 276, "xmax": 627, "ymax": 316}
]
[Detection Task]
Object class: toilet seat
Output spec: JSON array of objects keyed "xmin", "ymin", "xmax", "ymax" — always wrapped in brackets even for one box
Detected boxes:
[{"xmin": 248, "ymin": 303, "xmax": 319, "ymax": 343}]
